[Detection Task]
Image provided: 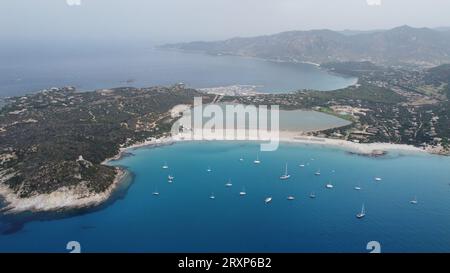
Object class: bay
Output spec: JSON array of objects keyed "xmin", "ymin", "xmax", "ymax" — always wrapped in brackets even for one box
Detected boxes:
[
  {"xmin": 1, "ymin": 141, "xmax": 450, "ymax": 253},
  {"xmin": 0, "ymin": 46, "xmax": 356, "ymax": 97}
]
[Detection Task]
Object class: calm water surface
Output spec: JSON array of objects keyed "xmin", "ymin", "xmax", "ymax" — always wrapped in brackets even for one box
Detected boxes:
[
  {"xmin": 0, "ymin": 47, "xmax": 356, "ymax": 97},
  {"xmin": 1, "ymin": 141, "xmax": 450, "ymax": 253}
]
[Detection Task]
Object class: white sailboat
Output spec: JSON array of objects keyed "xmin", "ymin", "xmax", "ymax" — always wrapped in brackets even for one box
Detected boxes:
[
  {"xmin": 206, "ymin": 167, "xmax": 212, "ymax": 172},
  {"xmin": 354, "ymin": 185, "xmax": 362, "ymax": 190},
  {"xmin": 210, "ymin": 193, "xmax": 215, "ymax": 200},
  {"xmin": 356, "ymin": 204, "xmax": 366, "ymax": 219},
  {"xmin": 410, "ymin": 196, "xmax": 418, "ymax": 204},
  {"xmin": 309, "ymin": 192, "xmax": 316, "ymax": 198},
  {"xmin": 315, "ymin": 169, "xmax": 321, "ymax": 176},
  {"xmin": 287, "ymin": 196, "xmax": 295, "ymax": 200},
  {"xmin": 239, "ymin": 187, "xmax": 247, "ymax": 196},
  {"xmin": 225, "ymin": 179, "xmax": 233, "ymax": 187},
  {"xmin": 299, "ymin": 164, "xmax": 305, "ymax": 168},
  {"xmin": 254, "ymin": 154, "xmax": 261, "ymax": 164},
  {"xmin": 280, "ymin": 163, "xmax": 291, "ymax": 180},
  {"xmin": 152, "ymin": 188, "xmax": 160, "ymax": 196},
  {"xmin": 239, "ymin": 157, "xmax": 244, "ymax": 162},
  {"xmin": 326, "ymin": 182, "xmax": 334, "ymax": 189},
  {"xmin": 264, "ymin": 197, "xmax": 272, "ymax": 204},
  {"xmin": 374, "ymin": 177, "xmax": 382, "ymax": 181},
  {"xmin": 162, "ymin": 162, "xmax": 169, "ymax": 169}
]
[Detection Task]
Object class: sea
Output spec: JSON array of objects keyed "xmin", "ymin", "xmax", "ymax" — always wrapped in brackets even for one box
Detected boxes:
[
  {"xmin": 0, "ymin": 44, "xmax": 356, "ymax": 97},
  {"xmin": 1, "ymin": 141, "xmax": 450, "ymax": 253}
]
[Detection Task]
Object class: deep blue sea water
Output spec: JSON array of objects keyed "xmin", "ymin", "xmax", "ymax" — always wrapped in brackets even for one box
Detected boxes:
[
  {"xmin": 0, "ymin": 46, "xmax": 356, "ymax": 97},
  {"xmin": 1, "ymin": 141, "xmax": 450, "ymax": 253}
]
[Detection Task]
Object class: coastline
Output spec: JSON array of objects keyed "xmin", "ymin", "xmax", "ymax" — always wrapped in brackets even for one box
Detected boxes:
[
  {"xmin": 0, "ymin": 129, "xmax": 433, "ymax": 215},
  {"xmin": 104, "ymin": 127, "xmax": 429, "ymax": 169},
  {"xmin": 158, "ymin": 47, "xmax": 323, "ymax": 67},
  {"xmin": 279, "ymin": 132, "xmax": 426, "ymax": 156},
  {"xmin": 157, "ymin": 47, "xmax": 358, "ymax": 84},
  {"xmin": 0, "ymin": 105, "xmax": 443, "ymax": 214}
]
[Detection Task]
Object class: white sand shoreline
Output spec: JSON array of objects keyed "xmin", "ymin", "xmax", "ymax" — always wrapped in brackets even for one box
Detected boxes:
[{"xmin": 104, "ymin": 129, "xmax": 428, "ymax": 167}]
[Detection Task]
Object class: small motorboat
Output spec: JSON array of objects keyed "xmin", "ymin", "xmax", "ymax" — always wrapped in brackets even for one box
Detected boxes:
[{"xmin": 356, "ymin": 204, "xmax": 366, "ymax": 219}]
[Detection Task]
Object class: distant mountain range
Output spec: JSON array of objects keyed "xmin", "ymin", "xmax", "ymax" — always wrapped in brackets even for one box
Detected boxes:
[{"xmin": 162, "ymin": 26, "xmax": 450, "ymax": 67}]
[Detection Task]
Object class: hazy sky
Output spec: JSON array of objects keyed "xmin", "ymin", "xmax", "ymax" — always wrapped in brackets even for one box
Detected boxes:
[{"xmin": 2, "ymin": 0, "xmax": 450, "ymax": 44}]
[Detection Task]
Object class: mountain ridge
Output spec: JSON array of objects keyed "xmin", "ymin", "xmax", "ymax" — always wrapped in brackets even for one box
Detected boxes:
[{"xmin": 162, "ymin": 26, "xmax": 450, "ymax": 67}]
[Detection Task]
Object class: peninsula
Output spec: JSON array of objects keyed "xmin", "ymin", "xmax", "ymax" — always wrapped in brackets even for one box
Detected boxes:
[{"xmin": 0, "ymin": 85, "xmax": 210, "ymax": 213}]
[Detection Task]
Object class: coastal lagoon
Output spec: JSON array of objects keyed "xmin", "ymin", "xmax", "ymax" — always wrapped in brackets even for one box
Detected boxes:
[
  {"xmin": 1, "ymin": 141, "xmax": 450, "ymax": 252},
  {"xmin": 0, "ymin": 46, "xmax": 356, "ymax": 97},
  {"xmin": 176, "ymin": 104, "xmax": 352, "ymax": 133}
]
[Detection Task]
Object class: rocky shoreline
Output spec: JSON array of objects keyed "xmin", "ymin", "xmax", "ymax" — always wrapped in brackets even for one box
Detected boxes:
[{"xmin": 0, "ymin": 167, "xmax": 128, "ymax": 214}]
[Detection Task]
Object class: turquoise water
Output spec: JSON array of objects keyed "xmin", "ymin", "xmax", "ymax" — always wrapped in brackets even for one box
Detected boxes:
[
  {"xmin": 1, "ymin": 141, "xmax": 450, "ymax": 253},
  {"xmin": 0, "ymin": 47, "xmax": 356, "ymax": 97}
]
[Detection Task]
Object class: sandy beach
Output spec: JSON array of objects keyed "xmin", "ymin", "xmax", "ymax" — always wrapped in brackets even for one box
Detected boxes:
[
  {"xmin": 278, "ymin": 131, "xmax": 425, "ymax": 155},
  {"xmin": 104, "ymin": 102, "xmax": 429, "ymax": 164},
  {"xmin": 104, "ymin": 128, "xmax": 426, "ymax": 167}
]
